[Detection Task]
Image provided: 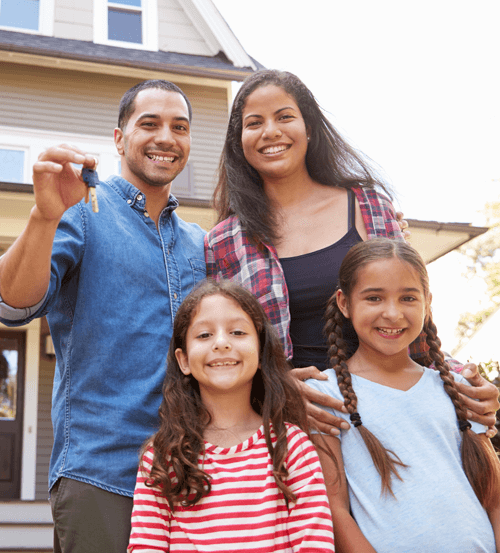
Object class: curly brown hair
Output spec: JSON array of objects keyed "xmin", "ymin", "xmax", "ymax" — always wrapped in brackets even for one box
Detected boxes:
[
  {"xmin": 324, "ymin": 238, "xmax": 500, "ymax": 508},
  {"xmin": 143, "ymin": 279, "xmax": 309, "ymax": 509}
]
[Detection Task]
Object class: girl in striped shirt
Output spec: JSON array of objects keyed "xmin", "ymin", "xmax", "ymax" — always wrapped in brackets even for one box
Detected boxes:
[{"xmin": 128, "ymin": 280, "xmax": 335, "ymax": 553}]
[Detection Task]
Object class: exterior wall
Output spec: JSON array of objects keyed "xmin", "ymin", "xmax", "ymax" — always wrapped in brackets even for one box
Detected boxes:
[
  {"xmin": 35, "ymin": 353, "xmax": 55, "ymax": 500},
  {"xmin": 159, "ymin": 0, "xmax": 212, "ymax": 55},
  {"xmin": 0, "ymin": 62, "xmax": 229, "ymax": 201},
  {"xmin": 54, "ymin": 0, "xmax": 93, "ymax": 41},
  {"xmin": 50, "ymin": 0, "xmax": 215, "ymax": 56}
]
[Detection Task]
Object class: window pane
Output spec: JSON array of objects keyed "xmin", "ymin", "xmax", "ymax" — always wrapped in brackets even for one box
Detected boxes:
[
  {"xmin": 108, "ymin": 8, "xmax": 142, "ymax": 43},
  {"xmin": 0, "ymin": 0, "xmax": 39, "ymax": 30},
  {"xmin": 111, "ymin": 0, "xmax": 141, "ymax": 7},
  {"xmin": 0, "ymin": 149, "xmax": 25, "ymax": 183},
  {"xmin": 0, "ymin": 345, "xmax": 18, "ymax": 420}
]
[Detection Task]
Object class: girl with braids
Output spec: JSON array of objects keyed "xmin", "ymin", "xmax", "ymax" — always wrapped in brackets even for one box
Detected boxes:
[
  {"xmin": 127, "ymin": 280, "xmax": 335, "ymax": 553},
  {"xmin": 205, "ymin": 68, "xmax": 499, "ymax": 439},
  {"xmin": 307, "ymin": 238, "xmax": 500, "ymax": 553}
]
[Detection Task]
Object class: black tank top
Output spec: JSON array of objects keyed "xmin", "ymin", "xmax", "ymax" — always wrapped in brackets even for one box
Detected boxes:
[{"xmin": 280, "ymin": 190, "xmax": 362, "ymax": 371}]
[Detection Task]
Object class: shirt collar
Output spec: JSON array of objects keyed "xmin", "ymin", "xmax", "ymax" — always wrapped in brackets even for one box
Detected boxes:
[{"xmin": 107, "ymin": 175, "xmax": 179, "ymax": 214}]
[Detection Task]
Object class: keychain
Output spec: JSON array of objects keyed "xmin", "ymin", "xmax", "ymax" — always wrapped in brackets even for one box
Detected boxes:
[{"xmin": 82, "ymin": 167, "xmax": 99, "ymax": 213}]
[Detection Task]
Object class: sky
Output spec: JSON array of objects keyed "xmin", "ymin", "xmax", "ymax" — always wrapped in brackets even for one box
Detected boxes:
[{"xmin": 211, "ymin": 0, "xmax": 500, "ymax": 354}]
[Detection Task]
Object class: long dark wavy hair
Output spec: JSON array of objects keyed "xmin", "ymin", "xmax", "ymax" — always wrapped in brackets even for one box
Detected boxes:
[
  {"xmin": 143, "ymin": 279, "xmax": 309, "ymax": 509},
  {"xmin": 324, "ymin": 238, "xmax": 500, "ymax": 508},
  {"xmin": 213, "ymin": 69, "xmax": 392, "ymax": 245}
]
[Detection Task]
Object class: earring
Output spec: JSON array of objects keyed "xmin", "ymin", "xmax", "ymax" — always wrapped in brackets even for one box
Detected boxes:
[{"xmin": 307, "ymin": 136, "xmax": 310, "ymax": 141}]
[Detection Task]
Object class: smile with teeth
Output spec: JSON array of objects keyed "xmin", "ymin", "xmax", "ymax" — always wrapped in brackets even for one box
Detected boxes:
[
  {"xmin": 147, "ymin": 154, "xmax": 176, "ymax": 162},
  {"xmin": 208, "ymin": 361, "xmax": 239, "ymax": 367},
  {"xmin": 377, "ymin": 328, "xmax": 404, "ymax": 335},
  {"xmin": 260, "ymin": 144, "xmax": 290, "ymax": 155}
]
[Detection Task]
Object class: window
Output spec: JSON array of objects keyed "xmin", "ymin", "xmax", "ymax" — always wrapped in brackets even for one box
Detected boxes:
[
  {"xmin": 0, "ymin": 148, "xmax": 26, "ymax": 184},
  {"xmin": 108, "ymin": 0, "xmax": 142, "ymax": 44},
  {"xmin": 0, "ymin": 0, "xmax": 53, "ymax": 35},
  {"xmin": 94, "ymin": 0, "xmax": 158, "ymax": 51},
  {"xmin": 0, "ymin": 0, "xmax": 39, "ymax": 30}
]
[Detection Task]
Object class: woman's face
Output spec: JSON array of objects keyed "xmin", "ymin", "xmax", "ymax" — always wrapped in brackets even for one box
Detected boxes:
[{"xmin": 240, "ymin": 85, "xmax": 310, "ymax": 183}]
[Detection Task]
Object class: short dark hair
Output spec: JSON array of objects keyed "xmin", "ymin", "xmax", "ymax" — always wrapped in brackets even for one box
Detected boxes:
[
  {"xmin": 213, "ymin": 69, "xmax": 391, "ymax": 245},
  {"xmin": 118, "ymin": 79, "xmax": 192, "ymax": 130}
]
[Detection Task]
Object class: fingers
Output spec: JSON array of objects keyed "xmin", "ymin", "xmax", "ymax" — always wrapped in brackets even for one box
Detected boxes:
[
  {"xmin": 486, "ymin": 426, "xmax": 498, "ymax": 439},
  {"xmin": 290, "ymin": 366, "xmax": 328, "ymax": 382},
  {"xmin": 464, "ymin": 408, "xmax": 497, "ymax": 429},
  {"xmin": 306, "ymin": 401, "xmax": 350, "ymax": 436},
  {"xmin": 456, "ymin": 372, "xmax": 500, "ymax": 403},
  {"xmin": 35, "ymin": 145, "xmax": 96, "ymax": 175}
]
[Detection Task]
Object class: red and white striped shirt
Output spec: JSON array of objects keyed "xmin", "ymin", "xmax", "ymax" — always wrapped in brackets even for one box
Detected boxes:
[{"xmin": 128, "ymin": 424, "xmax": 335, "ymax": 552}]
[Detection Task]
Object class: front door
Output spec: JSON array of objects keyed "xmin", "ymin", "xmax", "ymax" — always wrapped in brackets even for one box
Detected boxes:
[{"xmin": 0, "ymin": 331, "xmax": 25, "ymax": 498}]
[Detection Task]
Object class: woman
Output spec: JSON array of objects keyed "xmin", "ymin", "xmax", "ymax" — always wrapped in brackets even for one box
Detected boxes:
[{"xmin": 205, "ymin": 69, "xmax": 499, "ymax": 435}]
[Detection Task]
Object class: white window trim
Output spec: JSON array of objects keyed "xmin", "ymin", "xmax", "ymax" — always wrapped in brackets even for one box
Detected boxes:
[
  {"xmin": 0, "ymin": 126, "xmax": 121, "ymax": 185},
  {"xmin": 0, "ymin": 0, "xmax": 54, "ymax": 36},
  {"xmin": 93, "ymin": 0, "xmax": 158, "ymax": 51}
]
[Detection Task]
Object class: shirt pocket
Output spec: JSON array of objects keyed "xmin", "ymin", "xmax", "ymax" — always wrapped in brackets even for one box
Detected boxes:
[{"xmin": 189, "ymin": 258, "xmax": 206, "ymax": 287}]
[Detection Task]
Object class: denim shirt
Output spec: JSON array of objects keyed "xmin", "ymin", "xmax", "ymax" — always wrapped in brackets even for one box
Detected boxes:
[{"xmin": 0, "ymin": 175, "xmax": 206, "ymax": 496}]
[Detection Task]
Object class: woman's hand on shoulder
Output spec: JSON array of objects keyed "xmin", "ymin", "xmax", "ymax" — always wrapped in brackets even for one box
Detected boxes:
[
  {"xmin": 455, "ymin": 362, "xmax": 499, "ymax": 437},
  {"xmin": 396, "ymin": 211, "xmax": 411, "ymax": 240},
  {"xmin": 290, "ymin": 366, "xmax": 350, "ymax": 436}
]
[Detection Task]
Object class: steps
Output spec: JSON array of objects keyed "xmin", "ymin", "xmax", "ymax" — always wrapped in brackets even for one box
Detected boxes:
[{"xmin": 0, "ymin": 502, "xmax": 53, "ymax": 552}]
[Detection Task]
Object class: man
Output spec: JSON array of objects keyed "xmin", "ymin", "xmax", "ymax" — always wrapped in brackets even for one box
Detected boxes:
[{"xmin": 0, "ymin": 80, "xmax": 206, "ymax": 552}]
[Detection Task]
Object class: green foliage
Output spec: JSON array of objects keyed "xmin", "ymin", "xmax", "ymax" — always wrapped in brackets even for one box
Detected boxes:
[{"xmin": 456, "ymin": 200, "xmax": 500, "ymax": 349}]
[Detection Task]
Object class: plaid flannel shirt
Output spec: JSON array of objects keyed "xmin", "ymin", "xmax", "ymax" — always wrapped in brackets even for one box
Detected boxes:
[{"xmin": 205, "ymin": 186, "xmax": 443, "ymax": 366}]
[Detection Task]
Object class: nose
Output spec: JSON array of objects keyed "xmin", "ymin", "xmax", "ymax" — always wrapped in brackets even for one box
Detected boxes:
[
  {"xmin": 212, "ymin": 331, "xmax": 231, "ymax": 351},
  {"xmin": 383, "ymin": 300, "xmax": 403, "ymax": 322},
  {"xmin": 262, "ymin": 120, "xmax": 282, "ymax": 140},
  {"xmin": 154, "ymin": 125, "xmax": 176, "ymax": 147}
]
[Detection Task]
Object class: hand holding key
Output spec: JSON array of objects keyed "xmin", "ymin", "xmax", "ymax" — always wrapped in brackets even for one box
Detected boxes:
[{"xmin": 32, "ymin": 144, "xmax": 98, "ymax": 222}]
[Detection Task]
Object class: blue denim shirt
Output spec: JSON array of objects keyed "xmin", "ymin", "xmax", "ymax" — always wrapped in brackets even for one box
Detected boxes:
[{"xmin": 0, "ymin": 175, "xmax": 206, "ymax": 496}]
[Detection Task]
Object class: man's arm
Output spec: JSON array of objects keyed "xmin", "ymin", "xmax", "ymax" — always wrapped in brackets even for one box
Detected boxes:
[{"xmin": 0, "ymin": 145, "xmax": 96, "ymax": 308}]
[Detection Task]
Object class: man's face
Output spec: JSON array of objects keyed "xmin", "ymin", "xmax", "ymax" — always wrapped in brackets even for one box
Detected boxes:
[{"xmin": 114, "ymin": 88, "xmax": 191, "ymax": 191}]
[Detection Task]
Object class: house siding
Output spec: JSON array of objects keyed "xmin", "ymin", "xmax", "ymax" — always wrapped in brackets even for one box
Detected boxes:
[
  {"xmin": 159, "ymin": 0, "xmax": 212, "ymax": 56},
  {"xmin": 35, "ymin": 356, "xmax": 55, "ymax": 500},
  {"xmin": 54, "ymin": 0, "xmax": 93, "ymax": 42},
  {"xmin": 0, "ymin": 62, "xmax": 228, "ymax": 200}
]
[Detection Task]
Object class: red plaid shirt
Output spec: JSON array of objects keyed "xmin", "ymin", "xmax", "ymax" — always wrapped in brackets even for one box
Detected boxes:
[{"xmin": 205, "ymin": 187, "xmax": 437, "ymax": 365}]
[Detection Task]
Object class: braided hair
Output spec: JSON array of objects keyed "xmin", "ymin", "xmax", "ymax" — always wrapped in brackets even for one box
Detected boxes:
[{"xmin": 324, "ymin": 238, "xmax": 500, "ymax": 506}]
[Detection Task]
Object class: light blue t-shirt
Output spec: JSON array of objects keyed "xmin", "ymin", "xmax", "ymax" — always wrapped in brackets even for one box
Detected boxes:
[{"xmin": 307, "ymin": 367, "xmax": 495, "ymax": 553}]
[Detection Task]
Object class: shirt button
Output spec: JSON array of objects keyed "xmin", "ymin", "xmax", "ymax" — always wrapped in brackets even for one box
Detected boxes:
[
  {"xmin": 173, "ymin": 293, "xmax": 178, "ymax": 299},
  {"xmin": 127, "ymin": 199, "xmax": 132, "ymax": 204},
  {"xmin": 137, "ymin": 194, "xmax": 143, "ymax": 201},
  {"xmin": 144, "ymin": 212, "xmax": 150, "ymax": 218}
]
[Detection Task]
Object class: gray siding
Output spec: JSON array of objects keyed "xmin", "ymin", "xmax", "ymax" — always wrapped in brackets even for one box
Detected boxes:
[
  {"xmin": 159, "ymin": 0, "xmax": 212, "ymax": 56},
  {"xmin": 35, "ymin": 357, "xmax": 55, "ymax": 500},
  {"xmin": 0, "ymin": 63, "xmax": 228, "ymax": 200},
  {"xmin": 54, "ymin": 0, "xmax": 93, "ymax": 42}
]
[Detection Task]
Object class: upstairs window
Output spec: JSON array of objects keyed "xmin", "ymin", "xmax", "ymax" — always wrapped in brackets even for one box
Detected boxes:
[
  {"xmin": 0, "ymin": 0, "xmax": 53, "ymax": 34},
  {"xmin": 0, "ymin": 0, "xmax": 39, "ymax": 31},
  {"xmin": 94, "ymin": 0, "xmax": 157, "ymax": 51},
  {"xmin": 108, "ymin": 0, "xmax": 142, "ymax": 44}
]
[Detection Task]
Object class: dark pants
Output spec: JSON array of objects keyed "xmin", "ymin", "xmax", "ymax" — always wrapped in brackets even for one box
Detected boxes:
[{"xmin": 50, "ymin": 477, "xmax": 133, "ymax": 553}]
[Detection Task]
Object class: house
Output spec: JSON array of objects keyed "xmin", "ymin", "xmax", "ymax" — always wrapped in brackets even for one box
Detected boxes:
[
  {"xmin": 0, "ymin": 0, "xmax": 259, "ymax": 549},
  {"xmin": 0, "ymin": 2, "xmax": 491, "ymax": 549}
]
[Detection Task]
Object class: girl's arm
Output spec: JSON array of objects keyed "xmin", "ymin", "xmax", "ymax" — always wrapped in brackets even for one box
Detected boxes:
[
  {"xmin": 284, "ymin": 427, "xmax": 335, "ymax": 552},
  {"xmin": 127, "ymin": 448, "xmax": 170, "ymax": 553},
  {"xmin": 312, "ymin": 435, "xmax": 376, "ymax": 553}
]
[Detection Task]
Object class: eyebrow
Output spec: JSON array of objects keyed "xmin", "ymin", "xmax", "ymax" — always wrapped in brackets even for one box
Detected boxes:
[
  {"xmin": 360, "ymin": 287, "xmax": 422, "ymax": 293},
  {"xmin": 136, "ymin": 113, "xmax": 190, "ymax": 125},
  {"xmin": 243, "ymin": 106, "xmax": 297, "ymax": 121},
  {"xmin": 191, "ymin": 317, "xmax": 252, "ymax": 328}
]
